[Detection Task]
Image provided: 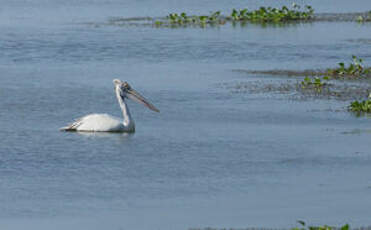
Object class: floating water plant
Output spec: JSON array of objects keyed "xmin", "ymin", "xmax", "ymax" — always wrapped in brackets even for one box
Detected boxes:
[
  {"xmin": 349, "ymin": 99, "xmax": 371, "ymax": 113},
  {"xmin": 326, "ymin": 55, "xmax": 370, "ymax": 79},
  {"xmin": 357, "ymin": 11, "xmax": 371, "ymax": 22},
  {"xmin": 154, "ymin": 21, "xmax": 164, "ymax": 26},
  {"xmin": 155, "ymin": 4, "xmax": 314, "ymax": 27},
  {"xmin": 292, "ymin": 221, "xmax": 349, "ymax": 230},
  {"xmin": 301, "ymin": 76, "xmax": 329, "ymax": 92},
  {"xmin": 160, "ymin": 11, "xmax": 224, "ymax": 27},
  {"xmin": 292, "ymin": 225, "xmax": 341, "ymax": 230},
  {"xmin": 229, "ymin": 4, "xmax": 314, "ymax": 23}
]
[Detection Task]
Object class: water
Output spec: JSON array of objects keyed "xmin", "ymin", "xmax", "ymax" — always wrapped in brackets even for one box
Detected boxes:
[{"xmin": 1, "ymin": 1, "xmax": 371, "ymax": 229}]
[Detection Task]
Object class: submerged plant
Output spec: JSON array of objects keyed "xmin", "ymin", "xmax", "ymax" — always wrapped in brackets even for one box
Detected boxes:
[{"xmin": 326, "ymin": 55, "xmax": 370, "ymax": 79}]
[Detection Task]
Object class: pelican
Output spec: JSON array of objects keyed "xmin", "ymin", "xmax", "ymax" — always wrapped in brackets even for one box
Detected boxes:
[{"xmin": 60, "ymin": 79, "xmax": 159, "ymax": 132}]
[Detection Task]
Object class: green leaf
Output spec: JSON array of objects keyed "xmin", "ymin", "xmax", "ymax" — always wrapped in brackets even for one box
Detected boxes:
[
  {"xmin": 297, "ymin": 220, "xmax": 306, "ymax": 226},
  {"xmin": 314, "ymin": 77, "xmax": 321, "ymax": 85}
]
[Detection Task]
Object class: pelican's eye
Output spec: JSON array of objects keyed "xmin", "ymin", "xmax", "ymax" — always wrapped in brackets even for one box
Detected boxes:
[{"xmin": 123, "ymin": 82, "xmax": 131, "ymax": 90}]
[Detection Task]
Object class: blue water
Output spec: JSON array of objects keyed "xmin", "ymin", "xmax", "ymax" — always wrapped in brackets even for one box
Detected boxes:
[{"xmin": 1, "ymin": 1, "xmax": 371, "ymax": 229}]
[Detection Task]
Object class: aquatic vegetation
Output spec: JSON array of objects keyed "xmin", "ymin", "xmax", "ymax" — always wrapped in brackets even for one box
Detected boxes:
[
  {"xmin": 155, "ymin": 4, "xmax": 314, "ymax": 27},
  {"xmin": 357, "ymin": 11, "xmax": 371, "ymax": 22},
  {"xmin": 235, "ymin": 56, "xmax": 370, "ymax": 81},
  {"xmin": 292, "ymin": 221, "xmax": 349, "ymax": 230},
  {"xmin": 348, "ymin": 99, "xmax": 371, "ymax": 113},
  {"xmin": 106, "ymin": 9, "xmax": 371, "ymax": 28},
  {"xmin": 326, "ymin": 55, "xmax": 371, "ymax": 79},
  {"xmin": 229, "ymin": 4, "xmax": 314, "ymax": 23},
  {"xmin": 154, "ymin": 21, "xmax": 164, "ymax": 26},
  {"xmin": 157, "ymin": 11, "xmax": 224, "ymax": 27},
  {"xmin": 231, "ymin": 68, "xmax": 371, "ymax": 101},
  {"xmin": 301, "ymin": 76, "xmax": 329, "ymax": 92}
]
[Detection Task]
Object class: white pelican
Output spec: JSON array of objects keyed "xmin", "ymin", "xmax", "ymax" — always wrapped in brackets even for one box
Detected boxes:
[{"xmin": 60, "ymin": 79, "xmax": 159, "ymax": 132}]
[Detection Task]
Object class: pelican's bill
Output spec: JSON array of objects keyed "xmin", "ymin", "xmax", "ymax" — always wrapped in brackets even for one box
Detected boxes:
[{"xmin": 126, "ymin": 88, "xmax": 160, "ymax": 113}]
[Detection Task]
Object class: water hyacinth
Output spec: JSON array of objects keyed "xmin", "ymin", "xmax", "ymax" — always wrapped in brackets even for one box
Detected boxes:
[
  {"xmin": 155, "ymin": 4, "xmax": 314, "ymax": 27},
  {"xmin": 160, "ymin": 11, "xmax": 223, "ymax": 27},
  {"xmin": 357, "ymin": 10, "xmax": 371, "ymax": 22},
  {"xmin": 301, "ymin": 76, "xmax": 329, "ymax": 92},
  {"xmin": 348, "ymin": 87, "xmax": 371, "ymax": 115},
  {"xmin": 326, "ymin": 55, "xmax": 371, "ymax": 79},
  {"xmin": 292, "ymin": 222, "xmax": 350, "ymax": 230},
  {"xmin": 348, "ymin": 99, "xmax": 371, "ymax": 113},
  {"xmin": 229, "ymin": 4, "xmax": 314, "ymax": 22}
]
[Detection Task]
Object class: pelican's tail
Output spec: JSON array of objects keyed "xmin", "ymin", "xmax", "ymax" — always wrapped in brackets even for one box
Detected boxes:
[
  {"xmin": 59, "ymin": 126, "xmax": 76, "ymax": 131},
  {"xmin": 60, "ymin": 118, "xmax": 83, "ymax": 131}
]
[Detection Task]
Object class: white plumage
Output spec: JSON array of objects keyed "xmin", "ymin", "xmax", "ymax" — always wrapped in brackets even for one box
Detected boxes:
[
  {"xmin": 63, "ymin": 113, "xmax": 134, "ymax": 132},
  {"xmin": 61, "ymin": 79, "xmax": 159, "ymax": 133}
]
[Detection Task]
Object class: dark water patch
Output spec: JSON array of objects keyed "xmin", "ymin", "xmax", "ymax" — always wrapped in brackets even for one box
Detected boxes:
[
  {"xmin": 280, "ymin": 156, "xmax": 371, "ymax": 166},
  {"xmin": 190, "ymin": 227, "xmax": 371, "ymax": 230},
  {"xmin": 307, "ymin": 108, "xmax": 343, "ymax": 113},
  {"xmin": 106, "ymin": 16, "xmax": 155, "ymax": 27},
  {"xmin": 314, "ymin": 12, "xmax": 371, "ymax": 22},
  {"xmin": 83, "ymin": 16, "xmax": 157, "ymax": 28},
  {"xmin": 233, "ymin": 69, "xmax": 325, "ymax": 77},
  {"xmin": 341, "ymin": 129, "xmax": 371, "ymax": 135},
  {"xmin": 219, "ymin": 80, "xmax": 295, "ymax": 95},
  {"xmin": 347, "ymin": 39, "xmax": 371, "ymax": 44},
  {"xmin": 220, "ymin": 79, "xmax": 371, "ymax": 101},
  {"xmin": 190, "ymin": 228, "xmax": 284, "ymax": 230},
  {"xmin": 109, "ymin": 16, "xmax": 153, "ymax": 22},
  {"xmin": 234, "ymin": 67, "xmax": 371, "ymax": 81}
]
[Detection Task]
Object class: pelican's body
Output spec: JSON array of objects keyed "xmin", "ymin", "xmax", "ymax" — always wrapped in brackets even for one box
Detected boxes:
[
  {"xmin": 63, "ymin": 113, "xmax": 135, "ymax": 132},
  {"xmin": 61, "ymin": 79, "xmax": 159, "ymax": 132}
]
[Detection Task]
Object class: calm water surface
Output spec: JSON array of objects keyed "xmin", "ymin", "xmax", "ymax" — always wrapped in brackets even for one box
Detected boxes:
[{"xmin": 1, "ymin": 0, "xmax": 371, "ymax": 229}]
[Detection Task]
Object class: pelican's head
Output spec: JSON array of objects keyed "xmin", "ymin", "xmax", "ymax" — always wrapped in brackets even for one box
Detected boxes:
[{"xmin": 113, "ymin": 79, "xmax": 160, "ymax": 112}]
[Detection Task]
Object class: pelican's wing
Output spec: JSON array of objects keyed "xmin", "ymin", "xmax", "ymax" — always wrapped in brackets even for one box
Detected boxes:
[
  {"xmin": 60, "ymin": 114, "xmax": 125, "ymax": 132},
  {"xmin": 60, "ymin": 117, "xmax": 85, "ymax": 131}
]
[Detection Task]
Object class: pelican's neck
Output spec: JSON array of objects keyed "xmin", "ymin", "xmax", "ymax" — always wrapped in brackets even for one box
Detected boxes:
[{"xmin": 116, "ymin": 88, "xmax": 133, "ymax": 127}]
